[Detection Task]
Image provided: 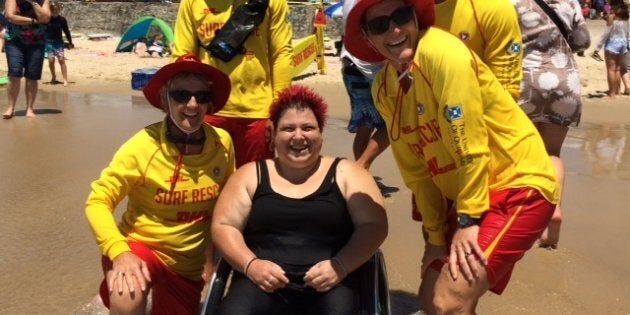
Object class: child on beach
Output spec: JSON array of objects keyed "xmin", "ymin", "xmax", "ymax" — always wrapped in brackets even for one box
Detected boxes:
[
  {"xmin": 146, "ymin": 33, "xmax": 168, "ymax": 57},
  {"xmin": 45, "ymin": 1, "xmax": 73, "ymax": 86}
]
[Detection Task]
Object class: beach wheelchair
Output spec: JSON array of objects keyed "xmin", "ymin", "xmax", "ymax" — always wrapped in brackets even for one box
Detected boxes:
[{"xmin": 200, "ymin": 250, "xmax": 391, "ymax": 315}]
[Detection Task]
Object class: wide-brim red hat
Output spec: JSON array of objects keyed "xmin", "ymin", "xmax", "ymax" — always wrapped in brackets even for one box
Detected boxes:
[
  {"xmin": 344, "ymin": 0, "xmax": 435, "ymax": 63},
  {"xmin": 143, "ymin": 54, "xmax": 230, "ymax": 113}
]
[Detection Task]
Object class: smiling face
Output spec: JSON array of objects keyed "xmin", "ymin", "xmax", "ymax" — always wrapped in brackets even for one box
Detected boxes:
[
  {"xmin": 362, "ymin": 0, "xmax": 419, "ymax": 66},
  {"xmin": 165, "ymin": 73, "xmax": 212, "ymax": 135},
  {"xmin": 274, "ymin": 107, "xmax": 323, "ymax": 168}
]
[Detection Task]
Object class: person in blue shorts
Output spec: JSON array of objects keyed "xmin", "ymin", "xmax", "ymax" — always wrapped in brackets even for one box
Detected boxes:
[
  {"xmin": 340, "ymin": 0, "xmax": 389, "ymax": 170},
  {"xmin": 2, "ymin": 0, "xmax": 51, "ymax": 119},
  {"xmin": 45, "ymin": 1, "xmax": 73, "ymax": 86}
]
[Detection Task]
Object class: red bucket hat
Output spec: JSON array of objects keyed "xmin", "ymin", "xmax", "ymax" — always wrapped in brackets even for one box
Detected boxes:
[
  {"xmin": 344, "ymin": 0, "xmax": 435, "ymax": 63},
  {"xmin": 142, "ymin": 54, "xmax": 231, "ymax": 113}
]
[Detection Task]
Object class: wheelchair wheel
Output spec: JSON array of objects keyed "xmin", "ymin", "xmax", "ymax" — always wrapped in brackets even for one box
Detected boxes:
[{"xmin": 200, "ymin": 258, "xmax": 232, "ymax": 315}]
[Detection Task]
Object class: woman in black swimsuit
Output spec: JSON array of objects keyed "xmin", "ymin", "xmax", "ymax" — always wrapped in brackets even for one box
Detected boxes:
[{"xmin": 211, "ymin": 84, "xmax": 388, "ymax": 315}]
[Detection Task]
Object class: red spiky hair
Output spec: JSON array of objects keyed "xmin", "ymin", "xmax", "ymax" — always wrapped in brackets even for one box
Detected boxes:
[{"xmin": 269, "ymin": 84, "xmax": 328, "ymax": 131}]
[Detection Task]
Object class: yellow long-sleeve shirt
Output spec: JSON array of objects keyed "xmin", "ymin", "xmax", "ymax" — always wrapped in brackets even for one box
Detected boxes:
[
  {"xmin": 171, "ymin": 0, "xmax": 293, "ymax": 119},
  {"xmin": 372, "ymin": 28, "xmax": 557, "ymax": 246},
  {"xmin": 434, "ymin": 0, "xmax": 523, "ymax": 100},
  {"xmin": 85, "ymin": 120, "xmax": 235, "ymax": 280}
]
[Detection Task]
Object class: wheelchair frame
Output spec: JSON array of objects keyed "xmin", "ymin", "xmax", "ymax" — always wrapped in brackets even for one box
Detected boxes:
[{"xmin": 200, "ymin": 250, "xmax": 391, "ymax": 315}]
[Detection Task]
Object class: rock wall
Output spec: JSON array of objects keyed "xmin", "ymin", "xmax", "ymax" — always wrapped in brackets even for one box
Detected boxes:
[{"xmin": 40, "ymin": 1, "xmax": 342, "ymax": 40}]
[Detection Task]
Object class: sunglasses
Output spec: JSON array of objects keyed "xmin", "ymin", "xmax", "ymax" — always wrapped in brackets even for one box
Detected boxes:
[
  {"xmin": 169, "ymin": 90, "xmax": 213, "ymax": 104},
  {"xmin": 364, "ymin": 5, "xmax": 415, "ymax": 35}
]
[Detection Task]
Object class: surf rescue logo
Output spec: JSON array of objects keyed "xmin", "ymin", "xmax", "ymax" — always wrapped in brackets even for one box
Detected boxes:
[{"xmin": 443, "ymin": 104, "xmax": 463, "ymax": 123}]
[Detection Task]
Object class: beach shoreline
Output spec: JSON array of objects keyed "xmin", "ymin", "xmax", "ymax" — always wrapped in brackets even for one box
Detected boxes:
[{"xmin": 2, "ymin": 17, "xmax": 623, "ymax": 125}]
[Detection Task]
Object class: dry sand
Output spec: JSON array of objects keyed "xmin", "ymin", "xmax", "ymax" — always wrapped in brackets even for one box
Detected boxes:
[{"xmin": 1, "ymin": 19, "xmax": 629, "ymax": 314}]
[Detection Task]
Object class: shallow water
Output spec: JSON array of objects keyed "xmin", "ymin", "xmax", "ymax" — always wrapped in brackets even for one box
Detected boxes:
[{"xmin": 1, "ymin": 89, "xmax": 629, "ymax": 314}]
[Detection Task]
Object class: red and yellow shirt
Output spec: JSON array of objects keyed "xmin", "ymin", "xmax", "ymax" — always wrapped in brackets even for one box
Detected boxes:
[
  {"xmin": 372, "ymin": 28, "xmax": 557, "ymax": 246},
  {"xmin": 86, "ymin": 119, "xmax": 235, "ymax": 280},
  {"xmin": 172, "ymin": 0, "xmax": 293, "ymax": 119}
]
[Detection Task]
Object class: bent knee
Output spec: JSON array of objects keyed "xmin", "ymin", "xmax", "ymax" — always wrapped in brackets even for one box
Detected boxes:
[{"xmin": 433, "ymin": 292, "xmax": 467, "ymax": 315}]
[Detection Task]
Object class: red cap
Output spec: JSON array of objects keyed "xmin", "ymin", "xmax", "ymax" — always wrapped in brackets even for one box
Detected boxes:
[
  {"xmin": 142, "ymin": 54, "xmax": 231, "ymax": 113},
  {"xmin": 344, "ymin": 0, "xmax": 435, "ymax": 63}
]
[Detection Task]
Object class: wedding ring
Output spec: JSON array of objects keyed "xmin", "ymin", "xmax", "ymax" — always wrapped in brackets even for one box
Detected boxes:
[{"xmin": 464, "ymin": 252, "xmax": 472, "ymax": 257}]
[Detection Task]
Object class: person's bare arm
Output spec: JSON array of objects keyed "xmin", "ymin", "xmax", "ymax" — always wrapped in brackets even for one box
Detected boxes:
[
  {"xmin": 211, "ymin": 161, "xmax": 289, "ymax": 292},
  {"xmin": 304, "ymin": 159, "xmax": 388, "ymax": 291}
]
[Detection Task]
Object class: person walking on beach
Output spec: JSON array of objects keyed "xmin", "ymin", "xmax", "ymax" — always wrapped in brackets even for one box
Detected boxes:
[
  {"xmin": 340, "ymin": 0, "xmax": 389, "ymax": 170},
  {"xmin": 512, "ymin": 0, "xmax": 591, "ymax": 249},
  {"xmin": 171, "ymin": 0, "xmax": 293, "ymax": 167},
  {"xmin": 85, "ymin": 54, "xmax": 235, "ymax": 315},
  {"xmin": 2, "ymin": 0, "xmax": 51, "ymax": 119},
  {"xmin": 45, "ymin": 0, "xmax": 73, "ymax": 86},
  {"xmin": 591, "ymin": 0, "xmax": 630, "ymax": 97},
  {"xmin": 344, "ymin": 0, "xmax": 559, "ymax": 313}
]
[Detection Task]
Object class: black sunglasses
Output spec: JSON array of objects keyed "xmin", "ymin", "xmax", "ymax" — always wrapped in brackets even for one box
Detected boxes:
[
  {"xmin": 169, "ymin": 90, "xmax": 213, "ymax": 104},
  {"xmin": 364, "ymin": 5, "xmax": 415, "ymax": 35}
]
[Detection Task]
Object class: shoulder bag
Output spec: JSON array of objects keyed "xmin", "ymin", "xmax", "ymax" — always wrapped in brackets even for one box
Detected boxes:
[{"xmin": 200, "ymin": 0, "xmax": 270, "ymax": 62}]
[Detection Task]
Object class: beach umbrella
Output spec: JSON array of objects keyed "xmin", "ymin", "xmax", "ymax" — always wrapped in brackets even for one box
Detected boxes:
[
  {"xmin": 115, "ymin": 16, "xmax": 174, "ymax": 52},
  {"xmin": 324, "ymin": 2, "xmax": 344, "ymax": 17}
]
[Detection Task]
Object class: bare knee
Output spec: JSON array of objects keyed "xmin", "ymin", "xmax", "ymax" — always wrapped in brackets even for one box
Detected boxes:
[
  {"xmin": 108, "ymin": 282, "xmax": 150, "ymax": 315},
  {"xmin": 433, "ymin": 291, "xmax": 467, "ymax": 315},
  {"xmin": 431, "ymin": 267, "xmax": 486, "ymax": 315},
  {"xmin": 109, "ymin": 291, "xmax": 149, "ymax": 315}
]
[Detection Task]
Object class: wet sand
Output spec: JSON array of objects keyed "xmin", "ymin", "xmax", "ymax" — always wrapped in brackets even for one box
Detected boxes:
[{"xmin": 1, "ymin": 20, "xmax": 630, "ymax": 314}]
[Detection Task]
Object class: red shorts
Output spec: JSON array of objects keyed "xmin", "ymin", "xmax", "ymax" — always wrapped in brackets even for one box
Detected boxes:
[
  {"xmin": 429, "ymin": 188, "xmax": 554, "ymax": 294},
  {"xmin": 99, "ymin": 242, "xmax": 204, "ymax": 315},
  {"xmin": 204, "ymin": 115, "xmax": 273, "ymax": 167},
  {"xmin": 412, "ymin": 194, "xmax": 423, "ymax": 221}
]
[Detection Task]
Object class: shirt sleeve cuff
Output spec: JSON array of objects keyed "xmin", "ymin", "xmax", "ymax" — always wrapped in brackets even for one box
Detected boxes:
[{"xmin": 107, "ymin": 241, "xmax": 131, "ymax": 261}]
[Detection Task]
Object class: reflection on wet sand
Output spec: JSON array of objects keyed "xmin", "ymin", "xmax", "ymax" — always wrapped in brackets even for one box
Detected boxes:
[{"xmin": 565, "ymin": 123, "xmax": 630, "ymax": 180}]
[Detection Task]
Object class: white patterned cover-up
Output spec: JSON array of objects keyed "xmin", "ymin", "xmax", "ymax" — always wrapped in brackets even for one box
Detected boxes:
[{"xmin": 512, "ymin": 0, "xmax": 591, "ymax": 127}]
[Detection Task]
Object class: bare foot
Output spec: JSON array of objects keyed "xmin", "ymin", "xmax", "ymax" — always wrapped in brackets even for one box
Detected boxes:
[
  {"xmin": 26, "ymin": 109, "xmax": 36, "ymax": 118},
  {"xmin": 2, "ymin": 108, "xmax": 14, "ymax": 119},
  {"xmin": 63, "ymin": 81, "xmax": 68, "ymax": 87},
  {"xmin": 539, "ymin": 208, "xmax": 562, "ymax": 249}
]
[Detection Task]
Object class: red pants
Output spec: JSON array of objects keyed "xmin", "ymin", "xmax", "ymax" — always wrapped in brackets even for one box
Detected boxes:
[
  {"xmin": 99, "ymin": 242, "xmax": 204, "ymax": 315},
  {"xmin": 204, "ymin": 115, "xmax": 273, "ymax": 167}
]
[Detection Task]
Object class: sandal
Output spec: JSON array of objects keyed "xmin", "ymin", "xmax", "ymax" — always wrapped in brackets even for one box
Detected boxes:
[{"xmin": 590, "ymin": 51, "xmax": 603, "ymax": 62}]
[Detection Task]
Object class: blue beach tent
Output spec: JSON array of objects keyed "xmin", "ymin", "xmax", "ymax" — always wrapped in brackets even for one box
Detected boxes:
[{"xmin": 115, "ymin": 16, "xmax": 174, "ymax": 52}]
